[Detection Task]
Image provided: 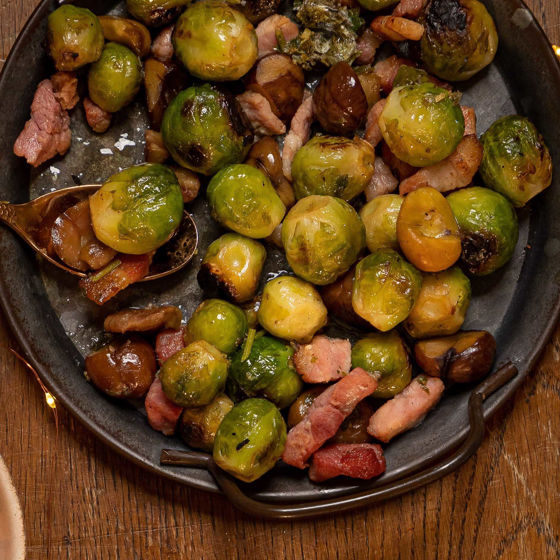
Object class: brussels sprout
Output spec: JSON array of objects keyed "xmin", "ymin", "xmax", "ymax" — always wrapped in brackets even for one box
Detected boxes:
[
  {"xmin": 480, "ymin": 116, "xmax": 553, "ymax": 207},
  {"xmin": 177, "ymin": 393, "xmax": 234, "ymax": 452},
  {"xmin": 351, "ymin": 332, "xmax": 412, "ymax": 399},
  {"xmin": 185, "ymin": 299, "xmax": 248, "ymax": 354},
  {"xmin": 173, "ymin": 1, "xmax": 258, "ymax": 81},
  {"xmin": 213, "ymin": 398, "xmax": 286, "ymax": 482},
  {"xmin": 393, "ymin": 66, "xmax": 436, "ymax": 89},
  {"xmin": 89, "ymin": 163, "xmax": 183, "ymax": 254},
  {"xmin": 404, "ymin": 267, "xmax": 471, "ymax": 339},
  {"xmin": 360, "ymin": 194, "xmax": 403, "ymax": 252},
  {"xmin": 291, "ymin": 136, "xmax": 375, "ymax": 201},
  {"xmin": 228, "ymin": 336, "xmax": 303, "ymax": 409},
  {"xmin": 352, "ymin": 249, "xmax": 422, "ymax": 331},
  {"xmin": 282, "ymin": 195, "xmax": 366, "ymax": 285},
  {"xmin": 356, "ymin": 0, "xmax": 398, "ymax": 10},
  {"xmin": 161, "ymin": 84, "xmax": 252, "ymax": 175},
  {"xmin": 126, "ymin": 0, "xmax": 191, "ymax": 27},
  {"xmin": 421, "ymin": 0, "xmax": 498, "ymax": 82},
  {"xmin": 160, "ymin": 340, "xmax": 229, "ymax": 407},
  {"xmin": 447, "ymin": 187, "xmax": 519, "ymax": 276},
  {"xmin": 198, "ymin": 234, "xmax": 266, "ymax": 303},
  {"xmin": 87, "ymin": 42, "xmax": 143, "ymax": 113},
  {"xmin": 47, "ymin": 5, "xmax": 104, "ymax": 71},
  {"xmin": 258, "ymin": 276, "xmax": 328, "ymax": 343},
  {"xmin": 378, "ymin": 82, "xmax": 465, "ymax": 167},
  {"xmin": 207, "ymin": 164, "xmax": 286, "ymax": 239}
]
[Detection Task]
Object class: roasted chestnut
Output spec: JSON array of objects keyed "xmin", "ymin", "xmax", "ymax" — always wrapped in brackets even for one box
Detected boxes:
[
  {"xmin": 170, "ymin": 166, "xmax": 201, "ymax": 204},
  {"xmin": 313, "ymin": 62, "xmax": 368, "ymax": 136},
  {"xmin": 145, "ymin": 129, "xmax": 169, "ymax": 163},
  {"xmin": 287, "ymin": 386, "xmax": 325, "ymax": 428},
  {"xmin": 331, "ymin": 401, "xmax": 374, "ymax": 444},
  {"xmin": 98, "ymin": 15, "xmax": 151, "ymax": 58}
]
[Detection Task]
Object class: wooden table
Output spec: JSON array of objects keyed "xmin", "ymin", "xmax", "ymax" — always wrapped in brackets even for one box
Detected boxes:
[{"xmin": 1, "ymin": 1, "xmax": 559, "ymax": 558}]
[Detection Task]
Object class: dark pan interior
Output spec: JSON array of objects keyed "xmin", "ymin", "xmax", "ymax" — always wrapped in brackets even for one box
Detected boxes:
[{"xmin": 0, "ymin": 0, "xmax": 559, "ymax": 501}]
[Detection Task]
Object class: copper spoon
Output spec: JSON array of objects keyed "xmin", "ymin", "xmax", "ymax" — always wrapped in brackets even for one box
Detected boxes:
[{"xmin": 0, "ymin": 184, "xmax": 198, "ymax": 281}]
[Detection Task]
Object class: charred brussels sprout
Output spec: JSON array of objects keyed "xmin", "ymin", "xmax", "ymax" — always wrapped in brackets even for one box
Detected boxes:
[
  {"xmin": 480, "ymin": 116, "xmax": 553, "ymax": 207},
  {"xmin": 160, "ymin": 340, "xmax": 229, "ymax": 407},
  {"xmin": 352, "ymin": 249, "xmax": 422, "ymax": 331},
  {"xmin": 126, "ymin": 0, "xmax": 191, "ymax": 27},
  {"xmin": 47, "ymin": 5, "xmax": 104, "ymax": 71},
  {"xmin": 89, "ymin": 163, "xmax": 183, "ymax": 254},
  {"xmin": 161, "ymin": 84, "xmax": 252, "ymax": 175},
  {"xmin": 173, "ymin": 1, "xmax": 258, "ymax": 81},
  {"xmin": 198, "ymin": 233, "xmax": 266, "ymax": 303},
  {"xmin": 360, "ymin": 194, "xmax": 403, "ymax": 252},
  {"xmin": 178, "ymin": 393, "xmax": 234, "ymax": 452},
  {"xmin": 404, "ymin": 267, "xmax": 471, "ymax": 339},
  {"xmin": 351, "ymin": 332, "xmax": 412, "ymax": 399},
  {"xmin": 282, "ymin": 195, "xmax": 365, "ymax": 285},
  {"xmin": 185, "ymin": 299, "xmax": 248, "ymax": 354},
  {"xmin": 291, "ymin": 136, "xmax": 375, "ymax": 201},
  {"xmin": 207, "ymin": 164, "xmax": 286, "ymax": 238},
  {"xmin": 421, "ymin": 0, "xmax": 498, "ymax": 82},
  {"xmin": 87, "ymin": 42, "xmax": 142, "ymax": 113},
  {"xmin": 356, "ymin": 0, "xmax": 398, "ymax": 10},
  {"xmin": 213, "ymin": 398, "xmax": 286, "ymax": 482},
  {"xmin": 228, "ymin": 336, "xmax": 303, "ymax": 409},
  {"xmin": 258, "ymin": 276, "xmax": 328, "ymax": 343},
  {"xmin": 378, "ymin": 83, "xmax": 464, "ymax": 167},
  {"xmin": 447, "ymin": 187, "xmax": 519, "ymax": 276}
]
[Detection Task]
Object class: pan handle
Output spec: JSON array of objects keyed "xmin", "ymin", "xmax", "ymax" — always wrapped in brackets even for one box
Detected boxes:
[{"xmin": 161, "ymin": 362, "xmax": 518, "ymax": 520}]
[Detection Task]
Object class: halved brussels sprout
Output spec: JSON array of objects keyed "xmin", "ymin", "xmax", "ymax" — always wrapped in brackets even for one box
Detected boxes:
[
  {"xmin": 47, "ymin": 5, "xmax": 104, "ymax": 71},
  {"xmin": 173, "ymin": 0, "xmax": 258, "ymax": 81},
  {"xmin": 161, "ymin": 84, "xmax": 252, "ymax": 175},
  {"xmin": 480, "ymin": 116, "xmax": 553, "ymax": 207},
  {"xmin": 126, "ymin": 0, "xmax": 191, "ymax": 27},
  {"xmin": 378, "ymin": 82, "xmax": 465, "ymax": 167},
  {"xmin": 178, "ymin": 393, "xmax": 234, "ymax": 452},
  {"xmin": 185, "ymin": 299, "xmax": 248, "ymax": 354},
  {"xmin": 207, "ymin": 164, "xmax": 286, "ymax": 239},
  {"xmin": 160, "ymin": 340, "xmax": 229, "ymax": 407},
  {"xmin": 404, "ymin": 266, "xmax": 471, "ymax": 339},
  {"xmin": 282, "ymin": 195, "xmax": 366, "ymax": 285},
  {"xmin": 352, "ymin": 249, "xmax": 422, "ymax": 331},
  {"xmin": 228, "ymin": 336, "xmax": 303, "ymax": 409},
  {"xmin": 213, "ymin": 398, "xmax": 287, "ymax": 482},
  {"xmin": 89, "ymin": 163, "xmax": 183, "ymax": 255},
  {"xmin": 356, "ymin": 0, "xmax": 398, "ymax": 10},
  {"xmin": 351, "ymin": 331, "xmax": 412, "ymax": 399},
  {"xmin": 360, "ymin": 194, "xmax": 403, "ymax": 253},
  {"xmin": 421, "ymin": 0, "xmax": 498, "ymax": 82},
  {"xmin": 291, "ymin": 136, "xmax": 375, "ymax": 201},
  {"xmin": 198, "ymin": 233, "xmax": 267, "ymax": 303},
  {"xmin": 258, "ymin": 276, "xmax": 328, "ymax": 343},
  {"xmin": 447, "ymin": 186, "xmax": 519, "ymax": 276},
  {"xmin": 88, "ymin": 42, "xmax": 143, "ymax": 113}
]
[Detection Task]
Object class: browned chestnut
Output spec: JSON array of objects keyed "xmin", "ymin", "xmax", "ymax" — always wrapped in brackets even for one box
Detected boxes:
[
  {"xmin": 247, "ymin": 54, "xmax": 304, "ymax": 123},
  {"xmin": 312, "ymin": 62, "xmax": 368, "ymax": 136},
  {"xmin": 170, "ymin": 166, "xmax": 201, "ymax": 203},
  {"xmin": 331, "ymin": 400, "xmax": 374, "ymax": 444},
  {"xmin": 145, "ymin": 129, "xmax": 169, "ymax": 163},
  {"xmin": 287, "ymin": 386, "xmax": 325, "ymax": 428},
  {"xmin": 414, "ymin": 330, "xmax": 496, "ymax": 384},
  {"xmin": 85, "ymin": 337, "xmax": 157, "ymax": 398}
]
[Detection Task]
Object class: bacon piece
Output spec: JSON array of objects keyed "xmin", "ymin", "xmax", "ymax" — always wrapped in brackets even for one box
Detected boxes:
[
  {"xmin": 368, "ymin": 376, "xmax": 444, "ymax": 443},
  {"xmin": 381, "ymin": 142, "xmax": 417, "ymax": 181},
  {"xmin": 461, "ymin": 106, "xmax": 477, "ymax": 136},
  {"xmin": 80, "ymin": 254, "xmax": 152, "ymax": 306},
  {"xmin": 399, "ymin": 135, "xmax": 483, "ymax": 195},
  {"xmin": 282, "ymin": 368, "xmax": 377, "ymax": 469},
  {"xmin": 145, "ymin": 377, "xmax": 183, "ymax": 436},
  {"xmin": 104, "ymin": 306, "xmax": 182, "ymax": 334},
  {"xmin": 309, "ymin": 443, "xmax": 386, "ymax": 482},
  {"xmin": 355, "ymin": 29, "xmax": 383, "ymax": 66},
  {"xmin": 364, "ymin": 99, "xmax": 386, "ymax": 148},
  {"xmin": 151, "ymin": 25, "xmax": 174, "ymax": 62},
  {"xmin": 371, "ymin": 16, "xmax": 424, "ymax": 42},
  {"xmin": 14, "ymin": 79, "xmax": 71, "ymax": 167},
  {"xmin": 393, "ymin": 0, "xmax": 428, "ymax": 18},
  {"xmin": 51, "ymin": 72, "xmax": 79, "ymax": 110},
  {"xmin": 256, "ymin": 15, "xmax": 299, "ymax": 59},
  {"xmin": 373, "ymin": 56, "xmax": 414, "ymax": 94},
  {"xmin": 294, "ymin": 336, "xmax": 352, "ymax": 384},
  {"xmin": 364, "ymin": 157, "xmax": 399, "ymax": 201},
  {"xmin": 236, "ymin": 91, "xmax": 286, "ymax": 136},
  {"xmin": 155, "ymin": 328, "xmax": 185, "ymax": 365},
  {"xmin": 282, "ymin": 92, "xmax": 314, "ymax": 180},
  {"xmin": 83, "ymin": 97, "xmax": 111, "ymax": 134}
]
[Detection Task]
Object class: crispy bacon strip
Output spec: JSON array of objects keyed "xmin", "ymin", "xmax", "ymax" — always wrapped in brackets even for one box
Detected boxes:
[
  {"xmin": 282, "ymin": 92, "xmax": 314, "ymax": 180},
  {"xmin": 373, "ymin": 56, "xmax": 415, "ymax": 94},
  {"xmin": 155, "ymin": 328, "xmax": 185, "ymax": 365},
  {"xmin": 364, "ymin": 99, "xmax": 386, "ymax": 148},
  {"xmin": 364, "ymin": 157, "xmax": 399, "ymax": 201},
  {"xmin": 393, "ymin": 0, "xmax": 428, "ymax": 18}
]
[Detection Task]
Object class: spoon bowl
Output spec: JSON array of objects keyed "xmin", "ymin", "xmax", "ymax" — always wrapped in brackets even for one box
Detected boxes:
[{"xmin": 0, "ymin": 184, "xmax": 198, "ymax": 281}]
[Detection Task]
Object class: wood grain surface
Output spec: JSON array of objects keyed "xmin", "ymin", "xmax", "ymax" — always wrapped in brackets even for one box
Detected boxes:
[{"xmin": 1, "ymin": 1, "xmax": 560, "ymax": 559}]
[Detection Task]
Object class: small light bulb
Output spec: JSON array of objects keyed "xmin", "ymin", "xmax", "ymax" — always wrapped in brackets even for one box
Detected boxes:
[
  {"xmin": 45, "ymin": 393, "xmax": 56, "ymax": 409},
  {"xmin": 553, "ymin": 44, "xmax": 560, "ymax": 57}
]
